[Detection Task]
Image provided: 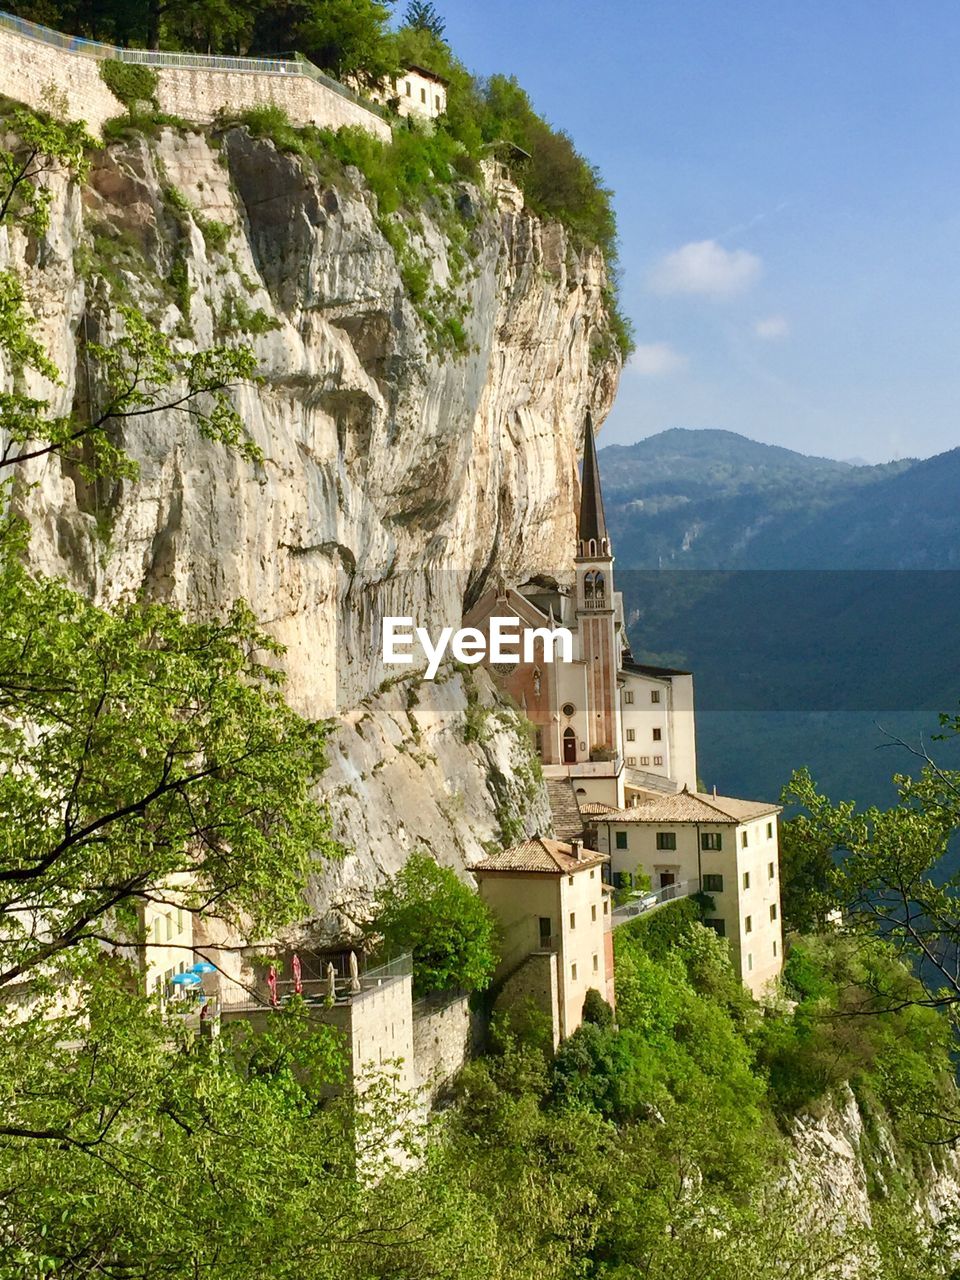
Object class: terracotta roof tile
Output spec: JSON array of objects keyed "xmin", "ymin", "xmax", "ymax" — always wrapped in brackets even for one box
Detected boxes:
[
  {"xmin": 599, "ymin": 789, "xmax": 780, "ymax": 826},
  {"xmin": 473, "ymin": 837, "xmax": 607, "ymax": 875}
]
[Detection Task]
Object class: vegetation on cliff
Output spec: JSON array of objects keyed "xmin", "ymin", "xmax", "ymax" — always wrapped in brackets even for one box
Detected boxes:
[{"xmin": 8, "ymin": 0, "xmax": 633, "ymax": 357}]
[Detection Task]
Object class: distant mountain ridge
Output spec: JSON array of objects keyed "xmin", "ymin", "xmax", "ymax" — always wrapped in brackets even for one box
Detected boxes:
[
  {"xmin": 599, "ymin": 428, "xmax": 960, "ymax": 806},
  {"xmin": 599, "ymin": 428, "xmax": 960, "ymax": 570}
]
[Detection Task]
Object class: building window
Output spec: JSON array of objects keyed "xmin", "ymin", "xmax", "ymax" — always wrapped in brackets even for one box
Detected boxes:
[
  {"xmin": 741, "ymin": 830, "xmax": 748, "ymax": 848},
  {"xmin": 704, "ymin": 917, "xmax": 725, "ymax": 937},
  {"xmin": 773, "ymin": 939, "xmax": 778, "ymax": 957},
  {"xmin": 745, "ymin": 915, "xmax": 752, "ymax": 934},
  {"xmin": 703, "ymin": 873, "xmax": 724, "ymax": 893},
  {"xmin": 701, "ymin": 832, "xmax": 722, "ymax": 851},
  {"xmin": 404, "ymin": 80, "xmax": 411, "ymax": 95},
  {"xmin": 176, "ymin": 908, "xmax": 183, "ymax": 932},
  {"xmin": 589, "ymin": 868, "xmax": 595, "ymax": 880},
  {"xmin": 562, "ymin": 702, "xmax": 576, "ymax": 717},
  {"xmin": 421, "ymin": 86, "xmax": 427, "ymax": 103},
  {"xmin": 568, "ymin": 875, "xmax": 574, "ymax": 886},
  {"xmin": 626, "ymin": 728, "xmax": 635, "ymax": 742},
  {"xmin": 539, "ymin": 917, "xmax": 551, "ymax": 946},
  {"xmin": 603, "ymin": 899, "xmax": 609, "ymax": 914},
  {"xmin": 592, "ymin": 953, "xmax": 599, "ymax": 972},
  {"xmin": 743, "ymin": 871, "xmax": 750, "ymax": 890},
  {"xmin": 640, "ymin": 755, "xmax": 650, "ymax": 766},
  {"xmin": 770, "ymin": 903, "xmax": 777, "ymax": 922},
  {"xmin": 569, "ymin": 912, "xmax": 576, "ymax": 929},
  {"xmin": 435, "ymin": 94, "xmax": 441, "ymax": 110},
  {"xmin": 768, "ymin": 861, "xmax": 775, "ymax": 880},
  {"xmin": 653, "ymin": 755, "xmax": 663, "ymax": 766},
  {"xmin": 747, "ymin": 953, "xmax": 753, "ymax": 971},
  {"xmin": 591, "ymin": 904, "xmax": 597, "ymax": 922},
  {"xmin": 652, "ymin": 727, "xmax": 662, "ymax": 741},
  {"xmin": 571, "ymin": 962, "xmax": 578, "ymax": 981},
  {"xmin": 656, "ymin": 832, "xmax": 677, "ymax": 851},
  {"xmin": 615, "ymin": 830, "xmax": 628, "ymax": 850},
  {"xmin": 624, "ymin": 690, "xmax": 634, "ymax": 704},
  {"xmin": 651, "ymin": 690, "xmax": 661, "ymax": 703},
  {"xmin": 766, "ymin": 821, "xmax": 774, "ymax": 839},
  {"xmin": 165, "ymin": 913, "xmax": 173, "ymax": 941},
  {"xmin": 627, "ymin": 755, "xmax": 636, "ymax": 766}
]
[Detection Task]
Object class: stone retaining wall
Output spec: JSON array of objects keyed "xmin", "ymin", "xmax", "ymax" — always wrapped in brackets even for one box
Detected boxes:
[{"xmin": 0, "ymin": 23, "xmax": 391, "ymax": 141}]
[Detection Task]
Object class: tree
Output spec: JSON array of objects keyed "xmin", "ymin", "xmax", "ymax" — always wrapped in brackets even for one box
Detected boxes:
[
  {"xmin": 365, "ymin": 851, "xmax": 498, "ymax": 997},
  {"xmin": 783, "ymin": 748, "xmax": 960, "ymax": 1015},
  {"xmin": 402, "ymin": 0, "xmax": 444, "ymax": 38}
]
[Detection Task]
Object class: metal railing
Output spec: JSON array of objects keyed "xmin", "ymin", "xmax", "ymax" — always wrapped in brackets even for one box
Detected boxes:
[
  {"xmin": 218, "ymin": 952, "xmax": 413, "ymax": 1013},
  {"xmin": 611, "ymin": 877, "xmax": 700, "ymax": 929},
  {"xmin": 0, "ymin": 9, "xmax": 388, "ymax": 116}
]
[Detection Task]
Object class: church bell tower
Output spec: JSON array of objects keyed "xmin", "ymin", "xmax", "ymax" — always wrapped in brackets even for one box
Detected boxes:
[{"xmin": 575, "ymin": 413, "xmax": 619, "ymax": 757}]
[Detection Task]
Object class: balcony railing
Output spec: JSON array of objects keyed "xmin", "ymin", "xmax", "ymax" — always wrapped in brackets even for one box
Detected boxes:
[
  {"xmin": 610, "ymin": 878, "xmax": 700, "ymax": 929},
  {"xmin": 218, "ymin": 952, "xmax": 413, "ymax": 1013}
]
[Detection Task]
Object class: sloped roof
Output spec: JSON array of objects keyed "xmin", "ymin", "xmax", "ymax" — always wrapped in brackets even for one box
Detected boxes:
[
  {"xmin": 598, "ymin": 789, "xmax": 781, "ymax": 826},
  {"xmin": 622, "ymin": 659, "xmax": 692, "ymax": 679},
  {"xmin": 577, "ymin": 411, "xmax": 608, "ymax": 547},
  {"xmin": 473, "ymin": 837, "xmax": 607, "ymax": 875},
  {"xmin": 579, "ymin": 801, "xmax": 617, "ymax": 816}
]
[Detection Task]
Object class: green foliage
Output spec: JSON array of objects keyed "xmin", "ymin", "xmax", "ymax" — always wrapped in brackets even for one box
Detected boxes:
[
  {"xmin": 366, "ymin": 852, "xmax": 499, "ymax": 997},
  {"xmin": 582, "ymin": 986, "xmax": 614, "ymax": 1028},
  {"xmin": 99, "ymin": 60, "xmax": 159, "ymax": 109},
  {"xmin": 0, "ymin": 104, "xmax": 91, "ymax": 237},
  {"xmin": 778, "ymin": 804, "xmax": 839, "ymax": 931},
  {"xmin": 755, "ymin": 933, "xmax": 956, "ymax": 1144},
  {"xmin": 0, "ymin": 560, "xmax": 336, "ymax": 987},
  {"xmin": 402, "ymin": 0, "xmax": 445, "ymax": 38}
]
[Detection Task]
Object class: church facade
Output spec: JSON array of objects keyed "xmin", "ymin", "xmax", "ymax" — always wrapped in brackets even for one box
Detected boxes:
[
  {"xmin": 464, "ymin": 414, "xmax": 697, "ymax": 812},
  {"xmin": 465, "ymin": 414, "xmax": 783, "ymax": 997}
]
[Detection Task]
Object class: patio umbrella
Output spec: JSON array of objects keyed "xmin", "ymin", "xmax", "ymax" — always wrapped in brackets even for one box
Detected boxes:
[
  {"xmin": 189, "ymin": 961, "xmax": 217, "ymax": 975},
  {"xmin": 292, "ymin": 953, "xmax": 303, "ymax": 995},
  {"xmin": 349, "ymin": 950, "xmax": 360, "ymax": 993},
  {"xmin": 171, "ymin": 972, "xmax": 202, "ymax": 987},
  {"xmin": 267, "ymin": 964, "xmax": 278, "ymax": 1008}
]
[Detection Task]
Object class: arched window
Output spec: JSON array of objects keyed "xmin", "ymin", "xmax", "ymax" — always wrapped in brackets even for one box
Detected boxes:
[
  {"xmin": 583, "ymin": 572, "xmax": 594, "ymax": 605},
  {"xmin": 594, "ymin": 572, "xmax": 606, "ymax": 607},
  {"xmin": 562, "ymin": 727, "xmax": 577, "ymax": 763},
  {"xmin": 588, "ymin": 539, "xmax": 597, "ymax": 557}
]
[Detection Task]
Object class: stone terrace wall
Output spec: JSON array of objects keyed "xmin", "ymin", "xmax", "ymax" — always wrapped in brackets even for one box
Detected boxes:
[
  {"xmin": 0, "ymin": 22, "xmax": 391, "ymax": 141},
  {"xmin": 412, "ymin": 991, "xmax": 474, "ymax": 1102}
]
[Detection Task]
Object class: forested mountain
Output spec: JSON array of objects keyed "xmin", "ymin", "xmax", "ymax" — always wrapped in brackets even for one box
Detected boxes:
[{"xmin": 603, "ymin": 430, "xmax": 960, "ymax": 804}]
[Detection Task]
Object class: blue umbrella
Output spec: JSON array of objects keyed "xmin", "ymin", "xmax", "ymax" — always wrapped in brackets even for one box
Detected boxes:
[
  {"xmin": 188, "ymin": 961, "xmax": 217, "ymax": 975},
  {"xmin": 171, "ymin": 972, "xmax": 202, "ymax": 986}
]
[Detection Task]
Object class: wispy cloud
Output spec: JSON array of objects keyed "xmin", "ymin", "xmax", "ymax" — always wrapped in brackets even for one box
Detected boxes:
[
  {"xmin": 649, "ymin": 239, "xmax": 762, "ymax": 297},
  {"xmin": 629, "ymin": 342, "xmax": 688, "ymax": 377},
  {"xmin": 754, "ymin": 314, "xmax": 790, "ymax": 340}
]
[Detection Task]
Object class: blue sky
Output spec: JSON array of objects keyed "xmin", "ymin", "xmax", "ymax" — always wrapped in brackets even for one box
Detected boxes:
[{"xmin": 434, "ymin": 0, "xmax": 960, "ymax": 462}]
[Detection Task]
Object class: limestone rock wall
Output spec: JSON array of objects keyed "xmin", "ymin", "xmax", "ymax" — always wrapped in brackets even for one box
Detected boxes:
[{"xmin": 1, "ymin": 122, "xmax": 619, "ymax": 936}]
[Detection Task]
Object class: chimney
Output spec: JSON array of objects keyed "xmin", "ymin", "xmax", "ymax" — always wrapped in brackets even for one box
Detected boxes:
[
  {"xmin": 571, "ymin": 838, "xmax": 585, "ymax": 861},
  {"xmin": 713, "ymin": 785, "xmax": 718, "ymax": 797}
]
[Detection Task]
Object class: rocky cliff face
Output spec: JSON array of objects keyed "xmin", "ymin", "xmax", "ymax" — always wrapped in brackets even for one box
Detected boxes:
[
  {"xmin": 791, "ymin": 1086, "xmax": 960, "ymax": 1255},
  {"xmin": 2, "ymin": 123, "xmax": 619, "ymax": 937}
]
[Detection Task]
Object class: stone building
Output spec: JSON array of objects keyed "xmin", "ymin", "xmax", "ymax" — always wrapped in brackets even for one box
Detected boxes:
[
  {"xmin": 474, "ymin": 836, "xmax": 614, "ymax": 1046},
  {"xmin": 589, "ymin": 791, "xmax": 783, "ymax": 997},
  {"xmin": 465, "ymin": 416, "xmax": 698, "ymax": 812},
  {"xmin": 467, "ymin": 413, "xmax": 784, "ymax": 995}
]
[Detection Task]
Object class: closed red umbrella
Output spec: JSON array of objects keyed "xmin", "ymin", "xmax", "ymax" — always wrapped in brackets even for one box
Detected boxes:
[
  {"xmin": 292, "ymin": 953, "xmax": 303, "ymax": 995},
  {"xmin": 267, "ymin": 964, "xmax": 278, "ymax": 1008}
]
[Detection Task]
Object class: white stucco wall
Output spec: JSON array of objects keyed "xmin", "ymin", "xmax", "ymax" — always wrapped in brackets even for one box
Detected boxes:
[{"xmin": 599, "ymin": 814, "xmax": 783, "ymax": 996}]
